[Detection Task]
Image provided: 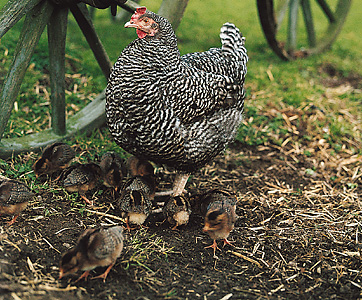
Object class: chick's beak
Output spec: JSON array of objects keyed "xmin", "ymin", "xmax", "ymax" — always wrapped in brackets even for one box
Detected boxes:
[{"xmin": 203, "ymin": 224, "xmax": 210, "ymax": 232}]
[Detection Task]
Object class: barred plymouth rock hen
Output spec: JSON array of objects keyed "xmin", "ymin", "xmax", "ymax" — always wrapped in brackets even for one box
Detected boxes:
[{"xmin": 106, "ymin": 7, "xmax": 248, "ymax": 196}]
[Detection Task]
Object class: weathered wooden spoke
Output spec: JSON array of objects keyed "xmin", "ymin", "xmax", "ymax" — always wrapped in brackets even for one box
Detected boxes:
[
  {"xmin": 257, "ymin": 0, "xmax": 351, "ymax": 60},
  {"xmin": 0, "ymin": 0, "xmax": 188, "ymax": 158},
  {"xmin": 0, "ymin": 0, "xmax": 42, "ymax": 38}
]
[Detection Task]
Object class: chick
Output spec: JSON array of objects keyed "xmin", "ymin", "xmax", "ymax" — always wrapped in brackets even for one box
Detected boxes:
[
  {"xmin": 59, "ymin": 226, "xmax": 124, "ymax": 282},
  {"xmin": 33, "ymin": 142, "xmax": 75, "ymax": 177},
  {"xmin": 99, "ymin": 152, "xmax": 127, "ymax": 192},
  {"xmin": 198, "ymin": 189, "xmax": 237, "ymax": 256},
  {"xmin": 59, "ymin": 162, "xmax": 102, "ymax": 205},
  {"xmin": 0, "ymin": 178, "xmax": 34, "ymax": 226},
  {"xmin": 127, "ymin": 155, "xmax": 154, "ymax": 176},
  {"xmin": 118, "ymin": 175, "xmax": 156, "ymax": 230},
  {"xmin": 162, "ymin": 195, "xmax": 192, "ymax": 230}
]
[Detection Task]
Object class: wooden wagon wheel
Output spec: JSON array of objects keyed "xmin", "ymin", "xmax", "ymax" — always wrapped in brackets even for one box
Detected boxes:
[
  {"xmin": 0, "ymin": 0, "xmax": 188, "ymax": 158},
  {"xmin": 257, "ymin": 0, "xmax": 351, "ymax": 60}
]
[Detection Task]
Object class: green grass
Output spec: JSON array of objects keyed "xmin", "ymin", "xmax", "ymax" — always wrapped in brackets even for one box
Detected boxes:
[{"xmin": 0, "ymin": 0, "xmax": 361, "ymax": 166}]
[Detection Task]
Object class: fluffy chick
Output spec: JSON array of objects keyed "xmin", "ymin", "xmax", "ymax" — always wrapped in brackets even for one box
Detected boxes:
[
  {"xmin": 99, "ymin": 152, "xmax": 127, "ymax": 192},
  {"xmin": 127, "ymin": 155, "xmax": 154, "ymax": 176},
  {"xmin": 0, "ymin": 177, "xmax": 34, "ymax": 226},
  {"xmin": 59, "ymin": 226, "xmax": 124, "ymax": 282},
  {"xmin": 198, "ymin": 189, "xmax": 237, "ymax": 256},
  {"xmin": 162, "ymin": 195, "xmax": 192, "ymax": 230},
  {"xmin": 118, "ymin": 175, "xmax": 156, "ymax": 230},
  {"xmin": 59, "ymin": 162, "xmax": 102, "ymax": 205},
  {"xmin": 33, "ymin": 142, "xmax": 75, "ymax": 177}
]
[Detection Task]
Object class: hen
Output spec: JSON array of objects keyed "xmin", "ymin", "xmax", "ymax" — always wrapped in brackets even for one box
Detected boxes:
[{"xmin": 106, "ymin": 7, "xmax": 248, "ymax": 196}]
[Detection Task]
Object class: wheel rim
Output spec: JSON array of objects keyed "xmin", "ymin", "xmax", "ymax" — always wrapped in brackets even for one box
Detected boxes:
[{"xmin": 257, "ymin": 0, "xmax": 352, "ymax": 60}]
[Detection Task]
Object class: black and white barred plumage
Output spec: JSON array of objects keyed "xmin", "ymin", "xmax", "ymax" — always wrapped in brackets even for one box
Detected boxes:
[{"xmin": 106, "ymin": 8, "xmax": 248, "ymax": 173}]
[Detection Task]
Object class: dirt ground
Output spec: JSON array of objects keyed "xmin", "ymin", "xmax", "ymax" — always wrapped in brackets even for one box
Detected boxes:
[{"xmin": 0, "ymin": 137, "xmax": 361, "ymax": 300}]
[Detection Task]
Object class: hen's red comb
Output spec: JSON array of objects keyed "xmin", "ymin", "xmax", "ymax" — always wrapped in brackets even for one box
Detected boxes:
[
  {"xmin": 136, "ymin": 7, "xmax": 147, "ymax": 15},
  {"xmin": 130, "ymin": 6, "xmax": 146, "ymax": 22}
]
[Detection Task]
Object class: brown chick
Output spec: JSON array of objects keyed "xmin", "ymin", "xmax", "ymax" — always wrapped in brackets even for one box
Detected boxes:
[
  {"xmin": 118, "ymin": 175, "xmax": 156, "ymax": 230},
  {"xmin": 99, "ymin": 152, "xmax": 127, "ymax": 192},
  {"xmin": 33, "ymin": 142, "xmax": 75, "ymax": 177},
  {"xmin": 59, "ymin": 226, "xmax": 124, "ymax": 282},
  {"xmin": 127, "ymin": 155, "xmax": 154, "ymax": 177},
  {"xmin": 0, "ymin": 177, "xmax": 35, "ymax": 226},
  {"xmin": 197, "ymin": 189, "xmax": 237, "ymax": 257},
  {"xmin": 162, "ymin": 195, "xmax": 192, "ymax": 230},
  {"xmin": 59, "ymin": 162, "xmax": 102, "ymax": 205}
]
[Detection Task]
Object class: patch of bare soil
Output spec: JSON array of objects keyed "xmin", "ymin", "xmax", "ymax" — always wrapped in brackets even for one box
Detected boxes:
[{"xmin": 0, "ymin": 142, "xmax": 361, "ymax": 300}]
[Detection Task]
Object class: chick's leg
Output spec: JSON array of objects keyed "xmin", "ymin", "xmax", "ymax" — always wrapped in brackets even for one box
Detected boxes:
[
  {"xmin": 6, "ymin": 214, "xmax": 19, "ymax": 226},
  {"xmin": 223, "ymin": 238, "xmax": 235, "ymax": 247},
  {"xmin": 75, "ymin": 271, "xmax": 91, "ymax": 282},
  {"xmin": 92, "ymin": 262, "xmax": 115, "ymax": 282},
  {"xmin": 80, "ymin": 194, "xmax": 93, "ymax": 206},
  {"xmin": 204, "ymin": 240, "xmax": 221, "ymax": 257}
]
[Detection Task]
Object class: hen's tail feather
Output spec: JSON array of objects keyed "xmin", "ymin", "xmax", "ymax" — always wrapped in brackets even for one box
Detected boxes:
[{"xmin": 220, "ymin": 22, "xmax": 246, "ymax": 58}]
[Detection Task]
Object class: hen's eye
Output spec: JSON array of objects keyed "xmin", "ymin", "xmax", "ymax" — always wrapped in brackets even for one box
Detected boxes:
[{"xmin": 144, "ymin": 18, "xmax": 149, "ymax": 23}]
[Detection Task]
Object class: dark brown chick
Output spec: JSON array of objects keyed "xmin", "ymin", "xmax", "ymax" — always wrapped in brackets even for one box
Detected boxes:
[
  {"xmin": 118, "ymin": 175, "xmax": 156, "ymax": 230},
  {"xmin": 197, "ymin": 189, "xmax": 237, "ymax": 256},
  {"xmin": 59, "ymin": 162, "xmax": 102, "ymax": 205},
  {"xmin": 0, "ymin": 177, "xmax": 35, "ymax": 226},
  {"xmin": 59, "ymin": 226, "xmax": 124, "ymax": 282},
  {"xmin": 127, "ymin": 155, "xmax": 154, "ymax": 176},
  {"xmin": 162, "ymin": 195, "xmax": 191, "ymax": 230},
  {"xmin": 33, "ymin": 142, "xmax": 75, "ymax": 177},
  {"xmin": 99, "ymin": 152, "xmax": 127, "ymax": 192}
]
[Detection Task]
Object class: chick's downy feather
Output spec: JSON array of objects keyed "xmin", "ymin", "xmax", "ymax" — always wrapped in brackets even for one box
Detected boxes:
[
  {"xmin": 0, "ymin": 177, "xmax": 34, "ymax": 225},
  {"xmin": 59, "ymin": 226, "xmax": 124, "ymax": 282},
  {"xmin": 118, "ymin": 175, "xmax": 156, "ymax": 228},
  {"xmin": 197, "ymin": 189, "xmax": 237, "ymax": 255}
]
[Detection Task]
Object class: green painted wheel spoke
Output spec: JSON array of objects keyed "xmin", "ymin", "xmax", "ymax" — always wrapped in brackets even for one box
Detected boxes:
[
  {"xmin": 287, "ymin": 0, "xmax": 299, "ymax": 52},
  {"xmin": 48, "ymin": 7, "xmax": 68, "ymax": 136},
  {"xmin": 275, "ymin": 0, "xmax": 290, "ymax": 31},
  {"xmin": 316, "ymin": 0, "xmax": 336, "ymax": 23},
  {"xmin": 0, "ymin": 0, "xmax": 54, "ymax": 140},
  {"xmin": 301, "ymin": 0, "xmax": 316, "ymax": 47},
  {"xmin": 0, "ymin": 0, "xmax": 42, "ymax": 39}
]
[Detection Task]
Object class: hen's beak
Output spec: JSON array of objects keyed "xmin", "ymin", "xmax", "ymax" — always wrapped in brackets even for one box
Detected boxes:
[
  {"xmin": 125, "ymin": 21, "xmax": 138, "ymax": 28},
  {"xmin": 59, "ymin": 270, "xmax": 64, "ymax": 280}
]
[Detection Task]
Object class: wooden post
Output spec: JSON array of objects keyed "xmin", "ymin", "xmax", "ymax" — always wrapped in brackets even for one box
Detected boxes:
[{"xmin": 48, "ymin": 7, "xmax": 68, "ymax": 136}]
